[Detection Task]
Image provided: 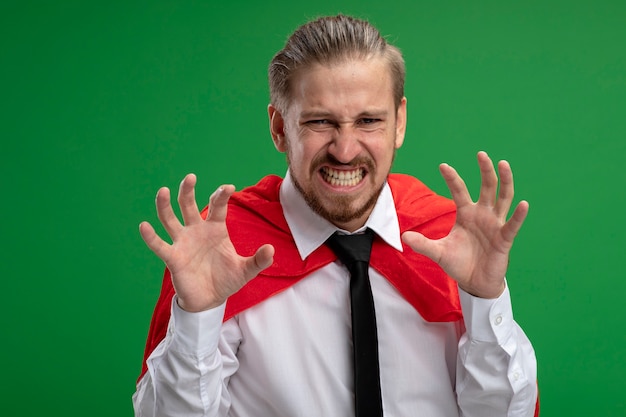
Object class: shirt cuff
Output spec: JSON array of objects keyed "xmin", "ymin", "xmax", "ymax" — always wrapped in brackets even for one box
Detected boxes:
[
  {"xmin": 459, "ymin": 281, "xmax": 515, "ymax": 344},
  {"xmin": 167, "ymin": 296, "xmax": 226, "ymax": 356}
]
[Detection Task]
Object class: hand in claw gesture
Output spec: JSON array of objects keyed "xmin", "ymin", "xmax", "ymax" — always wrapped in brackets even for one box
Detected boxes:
[
  {"xmin": 402, "ymin": 151, "xmax": 529, "ymax": 299},
  {"xmin": 139, "ymin": 174, "xmax": 275, "ymax": 312}
]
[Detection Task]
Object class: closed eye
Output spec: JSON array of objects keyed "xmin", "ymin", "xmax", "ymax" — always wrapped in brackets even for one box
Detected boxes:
[
  {"xmin": 357, "ymin": 117, "xmax": 383, "ymax": 129},
  {"xmin": 306, "ymin": 119, "xmax": 331, "ymax": 125}
]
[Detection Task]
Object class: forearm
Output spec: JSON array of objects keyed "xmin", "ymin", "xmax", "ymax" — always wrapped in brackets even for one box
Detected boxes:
[
  {"xmin": 456, "ymin": 284, "xmax": 538, "ymax": 417},
  {"xmin": 133, "ymin": 300, "xmax": 238, "ymax": 417}
]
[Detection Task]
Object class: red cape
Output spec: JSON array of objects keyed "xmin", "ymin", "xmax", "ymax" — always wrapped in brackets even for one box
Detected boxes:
[
  {"xmin": 139, "ymin": 173, "xmax": 461, "ymax": 379},
  {"xmin": 137, "ymin": 173, "xmax": 540, "ymax": 415}
]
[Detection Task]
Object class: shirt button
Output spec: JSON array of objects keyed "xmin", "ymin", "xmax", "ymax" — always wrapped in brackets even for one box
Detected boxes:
[{"xmin": 494, "ymin": 315, "xmax": 503, "ymax": 325}]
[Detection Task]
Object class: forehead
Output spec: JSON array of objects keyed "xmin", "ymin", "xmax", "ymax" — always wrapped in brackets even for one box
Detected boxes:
[{"xmin": 287, "ymin": 57, "xmax": 395, "ymax": 114}]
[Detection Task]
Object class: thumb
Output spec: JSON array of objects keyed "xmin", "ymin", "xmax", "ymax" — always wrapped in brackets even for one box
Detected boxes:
[
  {"xmin": 401, "ymin": 231, "xmax": 441, "ymax": 263},
  {"xmin": 242, "ymin": 244, "xmax": 275, "ymax": 280}
]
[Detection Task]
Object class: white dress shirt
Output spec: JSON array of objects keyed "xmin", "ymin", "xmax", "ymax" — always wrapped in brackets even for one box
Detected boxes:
[{"xmin": 133, "ymin": 173, "xmax": 538, "ymax": 417}]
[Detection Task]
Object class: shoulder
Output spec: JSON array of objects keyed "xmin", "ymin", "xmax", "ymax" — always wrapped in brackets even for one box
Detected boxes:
[
  {"xmin": 226, "ymin": 175, "xmax": 292, "ymax": 256},
  {"xmin": 388, "ymin": 173, "xmax": 455, "ymax": 215},
  {"xmin": 232, "ymin": 174, "xmax": 284, "ymax": 205}
]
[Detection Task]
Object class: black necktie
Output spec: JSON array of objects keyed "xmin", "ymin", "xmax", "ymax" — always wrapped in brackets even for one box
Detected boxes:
[{"xmin": 326, "ymin": 229, "xmax": 383, "ymax": 417}]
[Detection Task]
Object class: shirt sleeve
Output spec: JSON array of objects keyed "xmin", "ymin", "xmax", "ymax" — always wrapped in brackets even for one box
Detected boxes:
[
  {"xmin": 456, "ymin": 283, "xmax": 538, "ymax": 417},
  {"xmin": 132, "ymin": 297, "xmax": 241, "ymax": 417}
]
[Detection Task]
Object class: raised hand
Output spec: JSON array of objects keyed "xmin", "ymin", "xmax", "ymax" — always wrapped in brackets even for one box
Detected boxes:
[
  {"xmin": 402, "ymin": 151, "xmax": 529, "ymax": 299},
  {"xmin": 139, "ymin": 174, "xmax": 275, "ymax": 312}
]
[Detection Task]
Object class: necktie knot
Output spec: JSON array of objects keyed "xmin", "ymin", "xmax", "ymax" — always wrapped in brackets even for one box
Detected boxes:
[{"xmin": 326, "ymin": 228, "xmax": 374, "ymax": 267}]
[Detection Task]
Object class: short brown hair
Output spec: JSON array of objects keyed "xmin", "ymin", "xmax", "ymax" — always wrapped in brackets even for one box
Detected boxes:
[{"xmin": 269, "ymin": 15, "xmax": 405, "ymax": 113}]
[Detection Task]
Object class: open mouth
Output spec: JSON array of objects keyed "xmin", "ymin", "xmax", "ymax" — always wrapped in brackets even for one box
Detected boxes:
[{"xmin": 320, "ymin": 167, "xmax": 365, "ymax": 187}]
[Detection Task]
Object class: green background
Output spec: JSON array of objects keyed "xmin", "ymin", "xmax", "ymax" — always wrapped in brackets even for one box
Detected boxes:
[{"xmin": 2, "ymin": 1, "xmax": 625, "ymax": 415}]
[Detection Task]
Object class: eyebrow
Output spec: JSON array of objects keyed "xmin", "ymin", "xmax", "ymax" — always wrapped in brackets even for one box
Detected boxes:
[
  {"xmin": 299, "ymin": 109, "xmax": 389, "ymax": 120},
  {"xmin": 299, "ymin": 111, "xmax": 334, "ymax": 120}
]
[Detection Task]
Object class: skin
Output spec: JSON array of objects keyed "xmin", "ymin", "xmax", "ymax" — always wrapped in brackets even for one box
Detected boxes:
[
  {"xmin": 402, "ymin": 154, "xmax": 529, "ymax": 298},
  {"xmin": 268, "ymin": 58, "xmax": 406, "ymax": 232},
  {"xmin": 139, "ymin": 57, "xmax": 529, "ymax": 312}
]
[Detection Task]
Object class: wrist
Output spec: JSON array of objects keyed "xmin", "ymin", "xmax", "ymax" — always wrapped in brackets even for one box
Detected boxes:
[
  {"xmin": 458, "ymin": 281, "xmax": 506, "ymax": 299},
  {"xmin": 177, "ymin": 296, "xmax": 226, "ymax": 313}
]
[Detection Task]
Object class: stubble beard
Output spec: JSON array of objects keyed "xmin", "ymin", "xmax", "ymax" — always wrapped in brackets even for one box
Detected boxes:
[{"xmin": 287, "ymin": 151, "xmax": 394, "ymax": 226}]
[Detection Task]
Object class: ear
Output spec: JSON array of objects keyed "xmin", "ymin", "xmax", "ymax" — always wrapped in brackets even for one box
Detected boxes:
[
  {"xmin": 394, "ymin": 97, "xmax": 407, "ymax": 149},
  {"xmin": 268, "ymin": 104, "xmax": 287, "ymax": 152}
]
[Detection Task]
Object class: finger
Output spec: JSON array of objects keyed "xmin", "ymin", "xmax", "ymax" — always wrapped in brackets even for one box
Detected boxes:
[
  {"xmin": 155, "ymin": 187, "xmax": 183, "ymax": 238},
  {"xmin": 401, "ymin": 231, "xmax": 442, "ymax": 264},
  {"xmin": 477, "ymin": 151, "xmax": 498, "ymax": 207},
  {"xmin": 500, "ymin": 200, "xmax": 529, "ymax": 244},
  {"xmin": 139, "ymin": 221, "xmax": 172, "ymax": 261},
  {"xmin": 178, "ymin": 174, "xmax": 202, "ymax": 225},
  {"xmin": 207, "ymin": 184, "xmax": 235, "ymax": 223},
  {"xmin": 242, "ymin": 244, "xmax": 275, "ymax": 280},
  {"xmin": 439, "ymin": 163, "xmax": 473, "ymax": 208},
  {"xmin": 494, "ymin": 160, "xmax": 515, "ymax": 218}
]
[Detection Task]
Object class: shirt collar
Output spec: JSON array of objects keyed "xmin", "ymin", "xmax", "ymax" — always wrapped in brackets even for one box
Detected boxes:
[{"xmin": 279, "ymin": 171, "xmax": 404, "ymax": 260}]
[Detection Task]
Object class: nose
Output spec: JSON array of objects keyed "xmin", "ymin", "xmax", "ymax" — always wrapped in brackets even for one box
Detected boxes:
[{"xmin": 328, "ymin": 126, "xmax": 362, "ymax": 164}]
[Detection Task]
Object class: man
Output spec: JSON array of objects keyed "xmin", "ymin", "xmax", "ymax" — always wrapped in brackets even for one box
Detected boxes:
[{"xmin": 133, "ymin": 14, "xmax": 538, "ymax": 417}]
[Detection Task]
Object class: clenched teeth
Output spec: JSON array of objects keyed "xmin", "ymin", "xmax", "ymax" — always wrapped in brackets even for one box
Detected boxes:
[{"xmin": 321, "ymin": 167, "xmax": 365, "ymax": 187}]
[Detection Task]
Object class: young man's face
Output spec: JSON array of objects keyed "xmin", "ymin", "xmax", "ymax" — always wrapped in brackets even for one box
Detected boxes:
[{"xmin": 269, "ymin": 57, "xmax": 407, "ymax": 232}]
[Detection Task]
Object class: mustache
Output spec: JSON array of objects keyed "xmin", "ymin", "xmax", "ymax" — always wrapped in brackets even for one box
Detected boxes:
[{"xmin": 310, "ymin": 154, "xmax": 375, "ymax": 173}]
